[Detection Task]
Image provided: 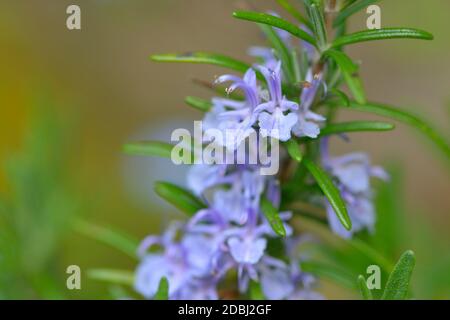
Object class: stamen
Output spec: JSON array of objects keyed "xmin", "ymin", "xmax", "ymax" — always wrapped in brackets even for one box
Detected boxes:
[{"xmin": 301, "ymin": 81, "xmax": 312, "ymax": 89}]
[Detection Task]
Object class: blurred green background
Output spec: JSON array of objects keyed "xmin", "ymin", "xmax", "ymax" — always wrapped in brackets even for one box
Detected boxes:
[{"xmin": 0, "ymin": 0, "xmax": 449, "ymax": 299}]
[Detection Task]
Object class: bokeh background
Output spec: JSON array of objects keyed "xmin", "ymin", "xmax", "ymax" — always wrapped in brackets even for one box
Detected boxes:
[{"xmin": 0, "ymin": 0, "xmax": 449, "ymax": 299}]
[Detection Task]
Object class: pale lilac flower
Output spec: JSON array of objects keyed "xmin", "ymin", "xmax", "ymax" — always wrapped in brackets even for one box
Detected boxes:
[
  {"xmin": 293, "ymin": 70, "xmax": 326, "ymax": 138},
  {"xmin": 135, "ymin": 224, "xmax": 189, "ymax": 298},
  {"xmin": 255, "ymin": 62, "xmax": 299, "ymax": 141},
  {"xmin": 187, "ymin": 164, "xmax": 228, "ymax": 196},
  {"xmin": 248, "ymin": 46, "xmax": 279, "ymax": 70},
  {"xmin": 202, "ymin": 69, "xmax": 262, "ymax": 150},
  {"xmin": 259, "ymin": 240, "xmax": 322, "ymax": 300},
  {"xmin": 226, "ymin": 207, "xmax": 294, "ymax": 293},
  {"xmin": 135, "ymin": 224, "xmax": 219, "ymax": 299},
  {"xmin": 321, "ymin": 138, "xmax": 389, "ymax": 238},
  {"xmin": 260, "ymin": 260, "xmax": 294, "ymax": 299},
  {"xmin": 176, "ymin": 278, "xmax": 220, "ymax": 300}
]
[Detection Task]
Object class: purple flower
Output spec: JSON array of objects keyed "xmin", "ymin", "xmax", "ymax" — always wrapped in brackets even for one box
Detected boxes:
[
  {"xmin": 321, "ymin": 139, "xmax": 389, "ymax": 238},
  {"xmin": 217, "ymin": 170, "xmax": 265, "ymax": 224},
  {"xmin": 292, "ymin": 71, "xmax": 326, "ymax": 138},
  {"xmin": 135, "ymin": 224, "xmax": 189, "ymax": 299},
  {"xmin": 260, "ymin": 260, "xmax": 295, "ymax": 299},
  {"xmin": 260, "ymin": 238, "xmax": 323, "ymax": 300},
  {"xmin": 187, "ymin": 164, "xmax": 228, "ymax": 196},
  {"xmin": 201, "ymin": 69, "xmax": 264, "ymax": 150},
  {"xmin": 255, "ymin": 62, "xmax": 299, "ymax": 141},
  {"xmin": 135, "ymin": 224, "xmax": 220, "ymax": 299},
  {"xmin": 248, "ymin": 46, "xmax": 279, "ymax": 70}
]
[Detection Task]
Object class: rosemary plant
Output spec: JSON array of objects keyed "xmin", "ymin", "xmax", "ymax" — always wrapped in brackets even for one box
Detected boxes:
[{"xmin": 89, "ymin": 0, "xmax": 449, "ymax": 300}]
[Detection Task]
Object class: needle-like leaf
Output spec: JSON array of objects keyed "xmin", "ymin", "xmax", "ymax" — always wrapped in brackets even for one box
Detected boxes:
[
  {"xmin": 259, "ymin": 24, "xmax": 296, "ymax": 83},
  {"xmin": 151, "ymin": 52, "xmax": 252, "ymax": 74},
  {"xmin": 276, "ymin": 0, "xmax": 312, "ymax": 28},
  {"xmin": 88, "ymin": 269, "xmax": 135, "ymax": 287},
  {"xmin": 233, "ymin": 11, "xmax": 317, "ymax": 47},
  {"xmin": 334, "ymin": 0, "xmax": 380, "ymax": 27},
  {"xmin": 308, "ymin": 3, "xmax": 327, "ymax": 50},
  {"xmin": 382, "ymin": 250, "xmax": 416, "ymax": 300},
  {"xmin": 74, "ymin": 220, "xmax": 139, "ymax": 260},
  {"xmin": 185, "ymin": 96, "xmax": 212, "ymax": 112},
  {"xmin": 284, "ymin": 139, "xmax": 303, "ymax": 162},
  {"xmin": 123, "ymin": 141, "xmax": 173, "ymax": 158},
  {"xmin": 323, "ymin": 49, "xmax": 366, "ymax": 104},
  {"xmin": 152, "ymin": 52, "xmax": 299, "ymax": 97},
  {"xmin": 303, "ymin": 158, "xmax": 352, "ymax": 230},
  {"xmin": 329, "ymin": 88, "xmax": 350, "ymax": 106},
  {"xmin": 333, "ymin": 102, "xmax": 450, "ymax": 160},
  {"xmin": 154, "ymin": 277, "xmax": 169, "ymax": 300},
  {"xmin": 320, "ymin": 121, "xmax": 395, "ymax": 136},
  {"xmin": 260, "ymin": 198, "xmax": 287, "ymax": 237},
  {"xmin": 357, "ymin": 275, "xmax": 373, "ymax": 300},
  {"xmin": 331, "ymin": 28, "xmax": 433, "ymax": 48},
  {"xmin": 154, "ymin": 181, "xmax": 206, "ymax": 216},
  {"xmin": 302, "ymin": 261, "xmax": 357, "ymax": 289}
]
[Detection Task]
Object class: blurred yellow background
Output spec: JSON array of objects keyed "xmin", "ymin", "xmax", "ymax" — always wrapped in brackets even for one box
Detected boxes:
[{"xmin": 0, "ymin": 0, "xmax": 449, "ymax": 298}]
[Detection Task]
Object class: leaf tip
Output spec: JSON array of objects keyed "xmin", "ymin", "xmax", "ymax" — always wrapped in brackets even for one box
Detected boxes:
[
  {"xmin": 149, "ymin": 54, "xmax": 161, "ymax": 61},
  {"xmin": 403, "ymin": 250, "xmax": 416, "ymax": 261},
  {"xmin": 276, "ymin": 223, "xmax": 287, "ymax": 237},
  {"xmin": 342, "ymin": 216, "xmax": 352, "ymax": 231}
]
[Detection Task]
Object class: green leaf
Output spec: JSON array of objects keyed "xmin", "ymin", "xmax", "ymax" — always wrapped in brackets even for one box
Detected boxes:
[
  {"xmin": 329, "ymin": 88, "xmax": 350, "ymax": 106},
  {"xmin": 357, "ymin": 275, "xmax": 373, "ymax": 300},
  {"xmin": 308, "ymin": 3, "xmax": 327, "ymax": 49},
  {"xmin": 372, "ymin": 165, "xmax": 404, "ymax": 259},
  {"xmin": 323, "ymin": 49, "xmax": 366, "ymax": 104},
  {"xmin": 123, "ymin": 141, "xmax": 173, "ymax": 158},
  {"xmin": 284, "ymin": 139, "xmax": 303, "ymax": 162},
  {"xmin": 260, "ymin": 198, "xmax": 287, "ymax": 237},
  {"xmin": 382, "ymin": 250, "xmax": 416, "ymax": 300},
  {"xmin": 185, "ymin": 96, "xmax": 212, "ymax": 112},
  {"xmin": 259, "ymin": 24, "xmax": 295, "ymax": 83},
  {"xmin": 74, "ymin": 220, "xmax": 139, "ymax": 259},
  {"xmin": 292, "ymin": 50, "xmax": 302, "ymax": 83},
  {"xmin": 156, "ymin": 52, "xmax": 300, "ymax": 97},
  {"xmin": 302, "ymin": 261, "xmax": 357, "ymax": 289},
  {"xmin": 108, "ymin": 285, "xmax": 132, "ymax": 300},
  {"xmin": 154, "ymin": 181, "xmax": 206, "ymax": 216},
  {"xmin": 275, "ymin": 0, "xmax": 312, "ymax": 28},
  {"xmin": 303, "ymin": 158, "xmax": 352, "ymax": 230},
  {"xmin": 232, "ymin": 11, "xmax": 317, "ymax": 47},
  {"xmin": 249, "ymin": 281, "xmax": 265, "ymax": 300},
  {"xmin": 154, "ymin": 277, "xmax": 169, "ymax": 300},
  {"xmin": 334, "ymin": 102, "xmax": 450, "ymax": 160},
  {"xmin": 151, "ymin": 52, "xmax": 252, "ymax": 74},
  {"xmin": 320, "ymin": 121, "xmax": 395, "ymax": 136},
  {"xmin": 88, "ymin": 269, "xmax": 134, "ymax": 286},
  {"xmin": 334, "ymin": 0, "xmax": 380, "ymax": 27},
  {"xmin": 296, "ymin": 215, "xmax": 394, "ymax": 273},
  {"xmin": 332, "ymin": 28, "xmax": 433, "ymax": 48}
]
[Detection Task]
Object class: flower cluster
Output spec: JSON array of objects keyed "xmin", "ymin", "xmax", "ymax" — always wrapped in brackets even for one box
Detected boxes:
[
  {"xmin": 134, "ymin": 9, "xmax": 390, "ymax": 300},
  {"xmin": 135, "ymin": 164, "xmax": 321, "ymax": 299},
  {"xmin": 204, "ymin": 61, "xmax": 324, "ymax": 150},
  {"xmin": 321, "ymin": 138, "xmax": 389, "ymax": 238},
  {"xmin": 135, "ymin": 45, "xmax": 327, "ymax": 298}
]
